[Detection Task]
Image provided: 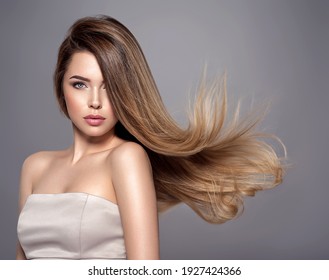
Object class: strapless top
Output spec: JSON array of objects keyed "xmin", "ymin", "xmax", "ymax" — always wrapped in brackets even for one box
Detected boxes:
[{"xmin": 17, "ymin": 193, "xmax": 126, "ymax": 259}]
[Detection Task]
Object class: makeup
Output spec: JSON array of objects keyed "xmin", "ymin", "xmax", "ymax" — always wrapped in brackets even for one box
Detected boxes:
[{"xmin": 83, "ymin": 115, "xmax": 106, "ymax": 126}]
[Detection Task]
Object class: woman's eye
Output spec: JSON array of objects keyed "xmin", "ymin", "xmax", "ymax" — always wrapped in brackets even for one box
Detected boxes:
[{"xmin": 72, "ymin": 82, "xmax": 86, "ymax": 89}]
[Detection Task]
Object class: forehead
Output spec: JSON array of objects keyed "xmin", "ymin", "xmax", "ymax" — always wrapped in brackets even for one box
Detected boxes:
[{"xmin": 65, "ymin": 51, "xmax": 103, "ymax": 79}]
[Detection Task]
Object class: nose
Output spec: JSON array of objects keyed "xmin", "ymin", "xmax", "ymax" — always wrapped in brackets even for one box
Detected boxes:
[{"xmin": 88, "ymin": 89, "xmax": 102, "ymax": 109}]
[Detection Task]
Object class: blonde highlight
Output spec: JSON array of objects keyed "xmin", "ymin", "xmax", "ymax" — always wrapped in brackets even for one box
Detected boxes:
[{"xmin": 54, "ymin": 15, "xmax": 286, "ymax": 224}]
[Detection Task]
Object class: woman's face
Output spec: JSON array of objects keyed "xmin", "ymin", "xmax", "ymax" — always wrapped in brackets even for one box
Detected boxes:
[{"xmin": 63, "ymin": 51, "xmax": 118, "ymax": 138}]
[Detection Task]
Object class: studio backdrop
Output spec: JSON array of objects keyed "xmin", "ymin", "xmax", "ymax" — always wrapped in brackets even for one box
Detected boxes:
[{"xmin": 0, "ymin": 0, "xmax": 328, "ymax": 259}]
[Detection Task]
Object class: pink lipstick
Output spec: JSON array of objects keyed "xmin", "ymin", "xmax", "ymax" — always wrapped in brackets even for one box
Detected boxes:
[{"xmin": 83, "ymin": 115, "xmax": 106, "ymax": 126}]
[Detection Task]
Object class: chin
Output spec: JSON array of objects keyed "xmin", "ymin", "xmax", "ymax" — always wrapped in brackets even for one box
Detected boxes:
[
  {"xmin": 86, "ymin": 128, "xmax": 114, "ymax": 138},
  {"xmin": 74, "ymin": 123, "xmax": 115, "ymax": 139}
]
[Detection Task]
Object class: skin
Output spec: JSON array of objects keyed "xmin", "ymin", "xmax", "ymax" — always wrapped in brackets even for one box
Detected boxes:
[{"xmin": 16, "ymin": 51, "xmax": 159, "ymax": 260}]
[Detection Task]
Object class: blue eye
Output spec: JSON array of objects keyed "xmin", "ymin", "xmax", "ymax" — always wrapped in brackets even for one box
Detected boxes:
[{"xmin": 72, "ymin": 82, "xmax": 86, "ymax": 89}]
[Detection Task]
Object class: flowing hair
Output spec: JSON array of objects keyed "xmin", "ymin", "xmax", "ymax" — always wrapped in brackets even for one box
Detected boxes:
[{"xmin": 54, "ymin": 15, "xmax": 286, "ymax": 224}]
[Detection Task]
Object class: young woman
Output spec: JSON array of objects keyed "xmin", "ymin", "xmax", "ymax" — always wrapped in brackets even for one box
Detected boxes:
[{"xmin": 16, "ymin": 15, "xmax": 285, "ymax": 260}]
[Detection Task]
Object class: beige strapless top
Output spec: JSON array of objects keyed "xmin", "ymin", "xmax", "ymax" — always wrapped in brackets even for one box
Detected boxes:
[{"xmin": 17, "ymin": 193, "xmax": 126, "ymax": 259}]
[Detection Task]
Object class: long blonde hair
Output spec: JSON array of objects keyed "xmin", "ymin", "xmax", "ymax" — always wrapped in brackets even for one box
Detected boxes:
[{"xmin": 54, "ymin": 15, "xmax": 286, "ymax": 224}]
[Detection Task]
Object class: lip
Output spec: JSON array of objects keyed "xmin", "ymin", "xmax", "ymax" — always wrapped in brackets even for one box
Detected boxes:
[
  {"xmin": 83, "ymin": 115, "xmax": 106, "ymax": 126},
  {"xmin": 84, "ymin": 115, "xmax": 106, "ymax": 120}
]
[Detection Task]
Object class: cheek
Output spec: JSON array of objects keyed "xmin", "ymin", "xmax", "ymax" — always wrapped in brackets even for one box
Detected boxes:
[
  {"xmin": 108, "ymin": 106, "xmax": 119, "ymax": 125},
  {"xmin": 108, "ymin": 103, "xmax": 117, "ymax": 118},
  {"xmin": 64, "ymin": 93, "xmax": 84, "ymax": 118},
  {"xmin": 104, "ymin": 97, "xmax": 118, "ymax": 119}
]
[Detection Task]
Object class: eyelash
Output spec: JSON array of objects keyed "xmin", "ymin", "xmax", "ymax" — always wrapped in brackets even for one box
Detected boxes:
[
  {"xmin": 71, "ymin": 82, "xmax": 106, "ymax": 90},
  {"xmin": 72, "ymin": 82, "xmax": 87, "ymax": 89}
]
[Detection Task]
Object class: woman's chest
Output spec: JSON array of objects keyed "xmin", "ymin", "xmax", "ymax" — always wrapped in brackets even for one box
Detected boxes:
[{"xmin": 32, "ymin": 155, "xmax": 115, "ymax": 200}]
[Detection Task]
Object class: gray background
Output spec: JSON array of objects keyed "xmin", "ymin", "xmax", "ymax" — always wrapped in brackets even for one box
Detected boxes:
[{"xmin": 1, "ymin": 0, "xmax": 328, "ymax": 259}]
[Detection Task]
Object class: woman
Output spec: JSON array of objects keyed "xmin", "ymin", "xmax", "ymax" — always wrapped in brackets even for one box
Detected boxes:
[{"xmin": 16, "ymin": 15, "xmax": 285, "ymax": 260}]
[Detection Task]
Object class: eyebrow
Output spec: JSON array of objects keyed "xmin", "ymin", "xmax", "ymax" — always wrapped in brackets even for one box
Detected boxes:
[{"xmin": 69, "ymin": 75, "xmax": 91, "ymax": 82}]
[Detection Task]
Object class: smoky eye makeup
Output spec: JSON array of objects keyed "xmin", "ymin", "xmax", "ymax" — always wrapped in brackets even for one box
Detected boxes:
[
  {"xmin": 71, "ymin": 81, "xmax": 87, "ymax": 89},
  {"xmin": 68, "ymin": 75, "xmax": 106, "ymax": 90}
]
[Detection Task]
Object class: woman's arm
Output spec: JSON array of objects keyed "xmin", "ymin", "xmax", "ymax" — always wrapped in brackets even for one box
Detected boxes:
[
  {"xmin": 110, "ymin": 142, "xmax": 159, "ymax": 260},
  {"xmin": 16, "ymin": 243, "xmax": 26, "ymax": 260}
]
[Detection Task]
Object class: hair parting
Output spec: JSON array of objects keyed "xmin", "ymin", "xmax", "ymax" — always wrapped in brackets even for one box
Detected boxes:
[{"xmin": 54, "ymin": 15, "xmax": 287, "ymax": 224}]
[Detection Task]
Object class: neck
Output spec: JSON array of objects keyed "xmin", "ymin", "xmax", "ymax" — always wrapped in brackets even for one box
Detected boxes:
[{"xmin": 68, "ymin": 124, "xmax": 118, "ymax": 164}]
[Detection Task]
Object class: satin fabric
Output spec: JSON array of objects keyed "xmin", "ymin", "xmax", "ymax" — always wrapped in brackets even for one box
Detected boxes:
[{"xmin": 17, "ymin": 193, "xmax": 126, "ymax": 259}]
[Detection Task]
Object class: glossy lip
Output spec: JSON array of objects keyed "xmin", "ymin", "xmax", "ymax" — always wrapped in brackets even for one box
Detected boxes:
[
  {"xmin": 83, "ymin": 115, "xmax": 106, "ymax": 126},
  {"xmin": 83, "ymin": 114, "xmax": 106, "ymax": 120}
]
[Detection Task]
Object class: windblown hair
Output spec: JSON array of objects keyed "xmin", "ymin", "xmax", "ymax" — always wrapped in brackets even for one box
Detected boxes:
[{"xmin": 54, "ymin": 15, "xmax": 286, "ymax": 224}]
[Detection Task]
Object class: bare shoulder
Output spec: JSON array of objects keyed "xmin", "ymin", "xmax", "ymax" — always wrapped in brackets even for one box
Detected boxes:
[
  {"xmin": 18, "ymin": 151, "xmax": 57, "ymax": 210},
  {"xmin": 108, "ymin": 141, "xmax": 153, "ymax": 195},
  {"xmin": 22, "ymin": 150, "xmax": 60, "ymax": 172},
  {"xmin": 20, "ymin": 150, "xmax": 64, "ymax": 187},
  {"xmin": 109, "ymin": 141, "xmax": 151, "ymax": 168},
  {"xmin": 23, "ymin": 150, "xmax": 54, "ymax": 165}
]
